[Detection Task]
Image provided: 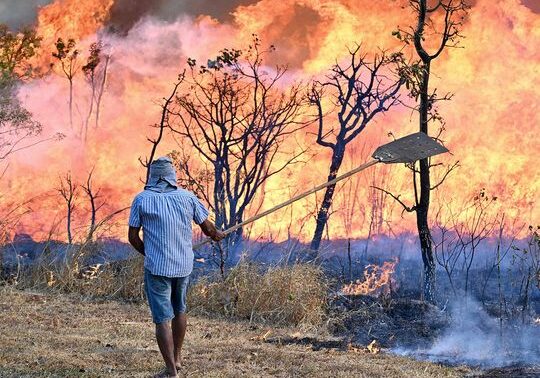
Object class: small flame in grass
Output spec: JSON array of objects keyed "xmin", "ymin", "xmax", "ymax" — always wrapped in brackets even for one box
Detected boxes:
[
  {"xmin": 348, "ymin": 340, "xmax": 381, "ymax": 354},
  {"xmin": 367, "ymin": 340, "xmax": 381, "ymax": 354},
  {"xmin": 46, "ymin": 270, "xmax": 55, "ymax": 287},
  {"xmin": 341, "ymin": 259, "xmax": 398, "ymax": 297}
]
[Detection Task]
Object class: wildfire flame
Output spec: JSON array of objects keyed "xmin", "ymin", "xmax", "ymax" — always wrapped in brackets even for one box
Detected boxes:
[
  {"xmin": 1, "ymin": 0, "xmax": 538, "ymax": 243},
  {"xmin": 341, "ymin": 259, "xmax": 398, "ymax": 297}
]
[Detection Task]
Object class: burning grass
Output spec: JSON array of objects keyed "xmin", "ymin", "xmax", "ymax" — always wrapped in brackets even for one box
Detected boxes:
[
  {"xmin": 188, "ymin": 262, "xmax": 328, "ymax": 327},
  {"xmin": 341, "ymin": 258, "xmax": 398, "ymax": 296}
]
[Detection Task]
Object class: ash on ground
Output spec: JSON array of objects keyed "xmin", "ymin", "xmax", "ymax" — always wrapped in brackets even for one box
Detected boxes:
[{"xmin": 329, "ymin": 294, "xmax": 540, "ymax": 375}]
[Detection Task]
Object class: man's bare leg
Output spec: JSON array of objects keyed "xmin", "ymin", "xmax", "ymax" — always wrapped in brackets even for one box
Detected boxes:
[
  {"xmin": 172, "ymin": 313, "xmax": 187, "ymax": 368},
  {"xmin": 155, "ymin": 321, "xmax": 178, "ymax": 377}
]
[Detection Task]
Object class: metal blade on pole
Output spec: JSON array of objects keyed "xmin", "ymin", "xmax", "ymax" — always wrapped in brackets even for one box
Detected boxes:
[
  {"xmin": 193, "ymin": 132, "xmax": 448, "ymax": 250},
  {"xmin": 372, "ymin": 132, "xmax": 448, "ymax": 163}
]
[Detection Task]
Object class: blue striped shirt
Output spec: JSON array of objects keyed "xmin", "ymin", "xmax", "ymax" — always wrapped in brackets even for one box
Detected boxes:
[{"xmin": 128, "ymin": 188, "xmax": 209, "ymax": 277}]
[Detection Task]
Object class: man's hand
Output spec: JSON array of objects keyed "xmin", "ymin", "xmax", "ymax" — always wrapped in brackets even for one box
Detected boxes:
[
  {"xmin": 212, "ymin": 230, "xmax": 226, "ymax": 242},
  {"xmin": 128, "ymin": 226, "xmax": 145, "ymax": 256},
  {"xmin": 199, "ymin": 219, "xmax": 226, "ymax": 242}
]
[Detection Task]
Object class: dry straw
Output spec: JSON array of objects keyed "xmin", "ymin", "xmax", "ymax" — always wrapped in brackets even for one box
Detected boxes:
[
  {"xmin": 11, "ymin": 243, "xmax": 328, "ymax": 327},
  {"xmin": 188, "ymin": 262, "xmax": 328, "ymax": 327}
]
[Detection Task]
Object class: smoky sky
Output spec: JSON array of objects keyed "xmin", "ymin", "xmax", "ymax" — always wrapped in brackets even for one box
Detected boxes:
[
  {"xmin": 0, "ymin": 0, "xmax": 260, "ymax": 32},
  {"xmin": 107, "ymin": 0, "xmax": 258, "ymax": 34},
  {"xmin": 0, "ymin": 0, "xmax": 52, "ymax": 29},
  {"xmin": 0, "ymin": 0, "xmax": 538, "ymax": 32}
]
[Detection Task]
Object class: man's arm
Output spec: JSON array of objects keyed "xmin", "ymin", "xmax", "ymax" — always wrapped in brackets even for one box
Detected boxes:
[
  {"xmin": 128, "ymin": 226, "xmax": 145, "ymax": 256},
  {"xmin": 199, "ymin": 219, "xmax": 226, "ymax": 242}
]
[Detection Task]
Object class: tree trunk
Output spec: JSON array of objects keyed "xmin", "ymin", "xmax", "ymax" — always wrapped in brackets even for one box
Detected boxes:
[
  {"xmin": 95, "ymin": 55, "xmax": 110, "ymax": 129},
  {"xmin": 310, "ymin": 143, "xmax": 346, "ymax": 253},
  {"xmin": 67, "ymin": 205, "xmax": 73, "ymax": 245},
  {"xmin": 69, "ymin": 78, "xmax": 73, "ymax": 130},
  {"xmin": 84, "ymin": 78, "xmax": 95, "ymax": 142},
  {"xmin": 88, "ymin": 195, "xmax": 96, "ymax": 242},
  {"xmin": 417, "ymin": 61, "xmax": 436, "ymax": 303}
]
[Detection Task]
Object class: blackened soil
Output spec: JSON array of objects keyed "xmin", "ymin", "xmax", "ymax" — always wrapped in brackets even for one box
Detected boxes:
[
  {"xmin": 466, "ymin": 365, "xmax": 540, "ymax": 378},
  {"xmin": 328, "ymin": 295, "xmax": 449, "ymax": 348}
]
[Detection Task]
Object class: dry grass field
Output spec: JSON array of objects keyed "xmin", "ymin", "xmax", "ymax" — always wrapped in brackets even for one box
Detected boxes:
[{"xmin": 0, "ymin": 288, "xmax": 474, "ymax": 378}]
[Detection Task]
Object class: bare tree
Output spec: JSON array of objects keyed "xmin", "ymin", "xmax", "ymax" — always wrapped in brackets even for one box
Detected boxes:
[
  {"xmin": 58, "ymin": 173, "xmax": 77, "ymax": 244},
  {"xmin": 170, "ymin": 38, "xmax": 308, "ymax": 254},
  {"xmin": 453, "ymin": 189, "xmax": 498, "ymax": 296},
  {"xmin": 81, "ymin": 168, "xmax": 105, "ymax": 242},
  {"xmin": 433, "ymin": 190, "xmax": 499, "ymax": 297},
  {"xmin": 52, "ymin": 38, "xmax": 80, "ymax": 130},
  {"xmin": 379, "ymin": 0, "xmax": 469, "ymax": 303},
  {"xmin": 139, "ymin": 73, "xmax": 185, "ymax": 184},
  {"xmin": 433, "ymin": 204, "xmax": 461, "ymax": 296},
  {"xmin": 512, "ymin": 225, "xmax": 540, "ymax": 321},
  {"xmin": 308, "ymin": 46, "xmax": 403, "ymax": 254}
]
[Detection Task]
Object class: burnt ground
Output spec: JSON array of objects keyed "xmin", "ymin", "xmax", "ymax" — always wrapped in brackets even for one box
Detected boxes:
[
  {"xmin": 325, "ymin": 294, "xmax": 540, "ymax": 378},
  {"xmin": 328, "ymin": 295, "xmax": 449, "ymax": 348},
  {"xmin": 466, "ymin": 366, "xmax": 540, "ymax": 378}
]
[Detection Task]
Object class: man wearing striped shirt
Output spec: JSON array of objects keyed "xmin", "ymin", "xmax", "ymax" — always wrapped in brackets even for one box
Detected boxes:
[{"xmin": 128, "ymin": 157, "xmax": 224, "ymax": 378}]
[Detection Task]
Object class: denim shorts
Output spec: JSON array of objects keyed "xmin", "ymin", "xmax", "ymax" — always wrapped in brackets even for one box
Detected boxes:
[{"xmin": 144, "ymin": 269, "xmax": 189, "ymax": 324}]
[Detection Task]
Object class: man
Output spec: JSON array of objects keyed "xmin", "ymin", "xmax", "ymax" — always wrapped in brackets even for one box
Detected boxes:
[{"xmin": 128, "ymin": 157, "xmax": 225, "ymax": 378}]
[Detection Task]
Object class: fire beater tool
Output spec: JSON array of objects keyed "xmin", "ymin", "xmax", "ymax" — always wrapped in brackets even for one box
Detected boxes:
[{"xmin": 194, "ymin": 132, "xmax": 448, "ymax": 250}]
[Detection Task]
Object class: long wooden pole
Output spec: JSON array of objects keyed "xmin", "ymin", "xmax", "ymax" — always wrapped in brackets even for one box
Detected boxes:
[{"xmin": 193, "ymin": 159, "xmax": 380, "ymax": 250}]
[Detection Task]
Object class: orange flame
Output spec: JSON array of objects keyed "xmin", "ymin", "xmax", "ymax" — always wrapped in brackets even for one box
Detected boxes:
[
  {"xmin": 1, "ymin": 0, "xmax": 538, "ymax": 243},
  {"xmin": 35, "ymin": 0, "xmax": 114, "ymax": 66},
  {"xmin": 341, "ymin": 259, "xmax": 398, "ymax": 297}
]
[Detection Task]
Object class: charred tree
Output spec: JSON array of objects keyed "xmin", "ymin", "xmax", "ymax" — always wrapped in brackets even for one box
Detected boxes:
[
  {"xmin": 308, "ymin": 46, "xmax": 403, "ymax": 254},
  {"xmin": 58, "ymin": 173, "xmax": 77, "ymax": 245},
  {"xmin": 170, "ymin": 39, "xmax": 308, "ymax": 255},
  {"xmin": 389, "ymin": 0, "xmax": 468, "ymax": 302},
  {"xmin": 81, "ymin": 168, "xmax": 104, "ymax": 242}
]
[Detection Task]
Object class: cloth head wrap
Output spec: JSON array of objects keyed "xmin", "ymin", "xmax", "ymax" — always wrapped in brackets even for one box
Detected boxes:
[{"xmin": 145, "ymin": 156, "xmax": 178, "ymax": 192}]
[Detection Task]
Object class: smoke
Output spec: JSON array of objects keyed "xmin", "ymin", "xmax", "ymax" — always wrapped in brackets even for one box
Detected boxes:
[
  {"xmin": 522, "ymin": 0, "xmax": 540, "ymax": 13},
  {"xmin": 0, "ymin": 0, "xmax": 53, "ymax": 29},
  {"xmin": 0, "ymin": 0, "xmax": 259, "ymax": 33},
  {"xmin": 394, "ymin": 297, "xmax": 540, "ymax": 367},
  {"xmin": 106, "ymin": 0, "xmax": 258, "ymax": 34}
]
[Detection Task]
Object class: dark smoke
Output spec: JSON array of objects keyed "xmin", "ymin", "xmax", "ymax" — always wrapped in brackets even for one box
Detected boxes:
[
  {"xmin": 106, "ymin": 0, "xmax": 259, "ymax": 34},
  {"xmin": 0, "ymin": 0, "xmax": 53, "ymax": 29},
  {"xmin": 106, "ymin": 0, "xmax": 540, "ymax": 34},
  {"xmin": 522, "ymin": 0, "xmax": 540, "ymax": 13},
  {"xmin": 1, "ymin": 0, "xmax": 538, "ymax": 34}
]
